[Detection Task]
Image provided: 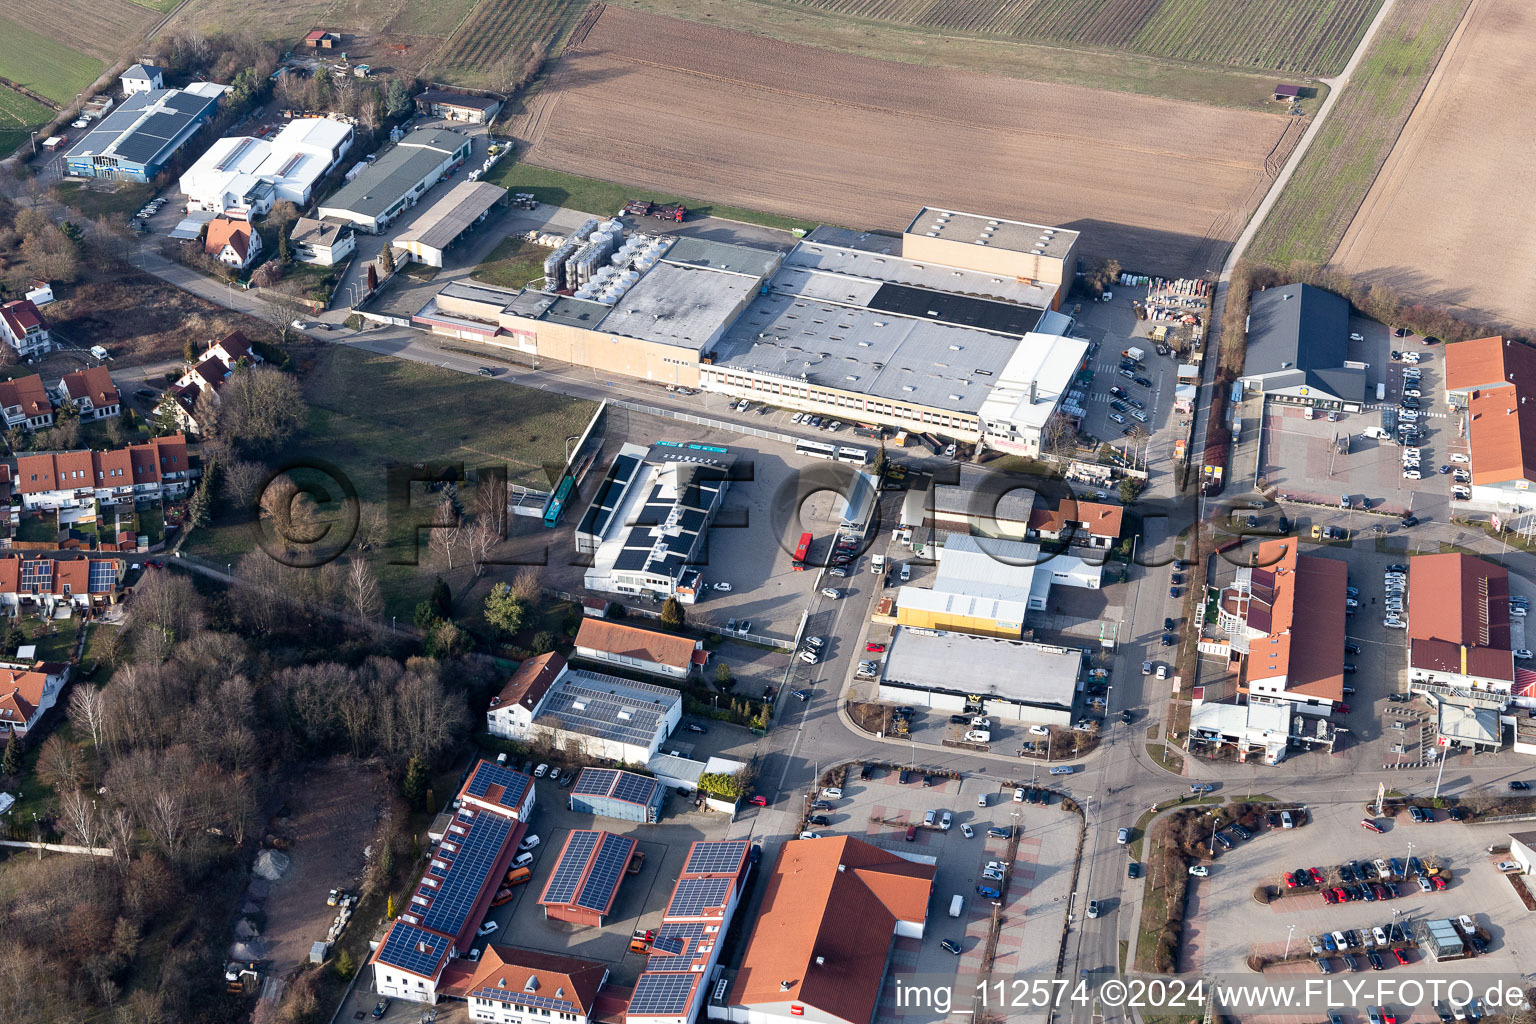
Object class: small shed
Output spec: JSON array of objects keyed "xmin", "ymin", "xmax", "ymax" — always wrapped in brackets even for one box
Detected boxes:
[
  {"xmin": 568, "ymin": 768, "xmax": 665, "ymax": 824},
  {"xmin": 1274, "ymin": 84, "xmax": 1302, "ymax": 101},
  {"xmin": 305, "ymin": 30, "xmax": 341, "ymax": 48}
]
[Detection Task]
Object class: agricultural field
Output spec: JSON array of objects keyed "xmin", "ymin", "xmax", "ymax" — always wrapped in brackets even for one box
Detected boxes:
[
  {"xmin": 1333, "ymin": 0, "xmax": 1535, "ymax": 330},
  {"xmin": 0, "ymin": 87, "xmax": 55, "ymax": 160},
  {"xmin": 1246, "ymin": 0, "xmax": 1467, "ymax": 269},
  {"xmin": 435, "ymin": 0, "xmax": 591, "ymax": 79},
  {"xmin": 662, "ymin": 0, "xmax": 1379, "ymax": 76},
  {"xmin": 6, "ymin": 0, "xmax": 158, "ymax": 63},
  {"xmin": 0, "ymin": 16, "xmax": 105, "ymax": 106},
  {"xmin": 517, "ymin": 6, "xmax": 1303, "ymax": 276}
]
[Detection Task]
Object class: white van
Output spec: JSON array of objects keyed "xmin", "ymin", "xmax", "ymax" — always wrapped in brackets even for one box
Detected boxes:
[
  {"xmin": 949, "ymin": 894, "xmax": 965, "ymax": 918},
  {"xmin": 978, "ymin": 792, "xmax": 989, "ymax": 808},
  {"xmin": 871, "ymin": 554, "xmax": 886, "ymax": 575},
  {"xmin": 89, "ymin": 345, "xmax": 110, "ymax": 361},
  {"xmin": 1281, "ymin": 811, "xmax": 1294, "ymax": 829}
]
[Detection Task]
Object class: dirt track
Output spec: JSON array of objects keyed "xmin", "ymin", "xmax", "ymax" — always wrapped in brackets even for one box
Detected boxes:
[
  {"xmin": 515, "ymin": 6, "xmax": 1302, "ymax": 276},
  {"xmin": 1332, "ymin": 0, "xmax": 1534, "ymax": 329}
]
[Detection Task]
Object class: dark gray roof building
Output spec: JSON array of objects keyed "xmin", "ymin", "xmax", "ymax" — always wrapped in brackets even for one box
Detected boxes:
[
  {"xmin": 316, "ymin": 128, "xmax": 471, "ymax": 232},
  {"xmin": 1240, "ymin": 283, "xmax": 1366, "ymax": 407}
]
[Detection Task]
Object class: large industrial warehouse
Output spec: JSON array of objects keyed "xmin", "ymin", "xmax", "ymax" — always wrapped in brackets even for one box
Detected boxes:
[
  {"xmin": 414, "ymin": 208, "xmax": 1089, "ymax": 453},
  {"xmin": 876, "ymin": 626, "xmax": 1082, "ymax": 725},
  {"xmin": 317, "ymin": 127, "xmax": 472, "ymax": 232}
]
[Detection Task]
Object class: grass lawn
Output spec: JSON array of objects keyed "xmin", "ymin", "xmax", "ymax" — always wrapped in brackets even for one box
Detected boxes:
[
  {"xmin": 1246, "ymin": 0, "xmax": 1467, "ymax": 266},
  {"xmin": 483, "ymin": 160, "xmax": 812, "ymax": 234},
  {"xmin": 55, "ymin": 181, "xmax": 155, "ymax": 221},
  {"xmin": 0, "ymin": 17, "xmax": 104, "ymax": 105},
  {"xmin": 137, "ymin": 505, "xmax": 164, "ymax": 546},
  {"xmin": 15, "ymin": 617, "xmax": 79, "ymax": 664},
  {"xmin": 14, "ymin": 515, "xmax": 55, "ymax": 544},
  {"xmin": 186, "ymin": 345, "xmax": 598, "ymax": 617},
  {"xmin": 0, "ymin": 86, "xmax": 56, "ymax": 160},
  {"xmin": 472, "ymin": 236, "xmax": 551, "ymax": 290}
]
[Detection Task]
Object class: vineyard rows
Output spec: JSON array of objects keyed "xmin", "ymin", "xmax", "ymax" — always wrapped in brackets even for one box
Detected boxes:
[
  {"xmin": 440, "ymin": 0, "xmax": 590, "ymax": 74},
  {"xmin": 1246, "ymin": 0, "xmax": 1466, "ymax": 266},
  {"xmin": 777, "ymin": 0, "xmax": 1381, "ymax": 77}
]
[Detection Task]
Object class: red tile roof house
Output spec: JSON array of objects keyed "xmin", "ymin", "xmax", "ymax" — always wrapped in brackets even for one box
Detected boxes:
[
  {"xmin": 15, "ymin": 435, "xmax": 196, "ymax": 518},
  {"xmin": 0, "ymin": 374, "xmax": 55, "ymax": 431},
  {"xmin": 1407, "ymin": 552, "xmax": 1515, "ymax": 696},
  {"xmin": 0, "ymin": 299, "xmax": 54, "ymax": 359},
  {"xmin": 572, "ymin": 619, "xmax": 706, "ymax": 681},
  {"xmin": 168, "ymin": 332, "xmax": 263, "ymax": 434},
  {"xmin": 0, "ymin": 661, "xmax": 70, "ymax": 739},
  {"xmin": 0, "ymin": 554, "xmax": 124, "ymax": 616},
  {"xmin": 204, "ymin": 215, "xmax": 264, "ymax": 270},
  {"xmin": 1027, "ymin": 498, "xmax": 1125, "ymax": 550},
  {"xmin": 486, "ymin": 651, "xmax": 568, "ymax": 740},
  {"xmin": 51, "ymin": 366, "xmax": 121, "ymax": 420},
  {"xmin": 721, "ymin": 836, "xmax": 935, "ymax": 1024},
  {"xmin": 436, "ymin": 947, "xmax": 609, "ymax": 1024}
]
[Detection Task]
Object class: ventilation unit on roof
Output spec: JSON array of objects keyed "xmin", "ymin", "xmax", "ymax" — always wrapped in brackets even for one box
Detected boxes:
[
  {"xmin": 949, "ymin": 344, "xmax": 963, "ymax": 351},
  {"xmin": 902, "ymin": 385, "xmax": 916, "ymax": 392},
  {"xmin": 949, "ymin": 394, "xmax": 963, "ymax": 401},
  {"xmin": 977, "ymin": 240, "xmax": 989, "ymax": 246},
  {"xmin": 988, "ymin": 220, "xmax": 999, "ymax": 226}
]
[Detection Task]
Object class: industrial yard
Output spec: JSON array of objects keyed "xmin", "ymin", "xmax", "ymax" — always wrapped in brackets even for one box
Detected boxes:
[{"xmin": 513, "ymin": 6, "xmax": 1307, "ymax": 275}]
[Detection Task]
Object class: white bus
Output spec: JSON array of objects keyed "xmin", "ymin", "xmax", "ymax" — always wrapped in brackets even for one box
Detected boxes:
[
  {"xmin": 837, "ymin": 446, "xmax": 870, "ymax": 465},
  {"xmin": 796, "ymin": 439, "xmax": 838, "ymax": 460}
]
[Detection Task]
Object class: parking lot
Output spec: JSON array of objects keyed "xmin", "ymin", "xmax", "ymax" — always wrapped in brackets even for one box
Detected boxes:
[
  {"xmin": 1259, "ymin": 322, "xmax": 1465, "ymax": 525},
  {"xmin": 1182, "ymin": 797, "xmax": 1536, "ymax": 1018},
  {"xmin": 799, "ymin": 766, "xmax": 1078, "ymax": 1024}
]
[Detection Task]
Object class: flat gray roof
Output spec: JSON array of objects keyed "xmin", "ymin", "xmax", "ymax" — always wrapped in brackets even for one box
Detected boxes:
[
  {"xmin": 439, "ymin": 279, "xmax": 520, "ymax": 308},
  {"xmin": 804, "ymin": 225, "xmax": 902, "ymax": 255},
  {"xmin": 661, "ymin": 236, "xmax": 783, "ymax": 278},
  {"xmin": 600, "ymin": 261, "xmax": 757, "ymax": 350},
  {"xmin": 1243, "ymin": 283, "xmax": 1364, "ymax": 402},
  {"xmin": 881, "ymin": 628, "xmax": 1080, "ymax": 708},
  {"xmin": 906, "ymin": 208, "xmax": 1079, "ymax": 260},
  {"xmin": 785, "ymin": 240, "xmax": 1057, "ymax": 308},
  {"xmin": 320, "ymin": 129, "xmax": 463, "ymax": 219},
  {"xmin": 708, "ymin": 288, "xmax": 1021, "ymax": 413},
  {"xmin": 396, "ymin": 180, "xmax": 506, "ymax": 253},
  {"xmin": 542, "ymin": 296, "xmax": 612, "ymax": 329},
  {"xmin": 536, "ymin": 668, "xmax": 681, "ymax": 747}
]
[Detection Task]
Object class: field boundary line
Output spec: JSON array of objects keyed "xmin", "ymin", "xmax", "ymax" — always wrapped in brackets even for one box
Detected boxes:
[{"xmin": 1328, "ymin": 0, "xmax": 1479, "ymax": 269}]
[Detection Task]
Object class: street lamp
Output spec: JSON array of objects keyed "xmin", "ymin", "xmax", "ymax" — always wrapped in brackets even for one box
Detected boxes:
[{"xmin": 1283, "ymin": 923, "xmax": 1296, "ymax": 960}]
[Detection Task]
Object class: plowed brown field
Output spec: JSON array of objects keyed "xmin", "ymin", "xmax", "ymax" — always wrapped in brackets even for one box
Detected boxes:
[
  {"xmin": 516, "ymin": 6, "xmax": 1303, "ymax": 275},
  {"xmin": 1332, "ymin": 0, "xmax": 1534, "ymax": 329}
]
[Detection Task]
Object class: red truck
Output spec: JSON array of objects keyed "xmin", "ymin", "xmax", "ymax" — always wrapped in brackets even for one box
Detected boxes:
[{"xmin": 624, "ymin": 199, "xmax": 686, "ymax": 222}]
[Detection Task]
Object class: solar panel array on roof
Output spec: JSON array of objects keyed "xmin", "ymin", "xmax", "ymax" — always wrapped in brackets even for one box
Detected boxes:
[
  {"xmin": 667, "ymin": 876, "xmax": 732, "ymax": 917},
  {"xmin": 164, "ymin": 91, "xmax": 213, "ymax": 114},
  {"xmin": 463, "ymin": 761, "xmax": 531, "ymax": 812},
  {"xmin": 416, "ymin": 810, "xmax": 512, "ymax": 935},
  {"xmin": 683, "ymin": 840, "xmax": 749, "ymax": 876},
  {"xmin": 574, "ymin": 834, "xmax": 635, "ymax": 911},
  {"xmin": 537, "ymin": 674, "xmax": 678, "ymax": 748},
  {"xmin": 572, "ymin": 767, "xmax": 618, "ymax": 796},
  {"xmin": 21, "ymin": 561, "xmax": 51, "ymax": 592},
  {"xmin": 542, "ymin": 831, "xmax": 600, "ymax": 904},
  {"xmin": 378, "ymin": 921, "xmax": 449, "ymax": 978},
  {"xmin": 472, "ymin": 987, "xmax": 582, "ymax": 1014},
  {"xmin": 629, "ymin": 972, "xmax": 699, "ymax": 1016},
  {"xmin": 612, "ymin": 772, "xmax": 660, "ymax": 806},
  {"xmin": 88, "ymin": 562, "xmax": 117, "ymax": 593},
  {"xmin": 647, "ymin": 922, "xmax": 706, "ymax": 969}
]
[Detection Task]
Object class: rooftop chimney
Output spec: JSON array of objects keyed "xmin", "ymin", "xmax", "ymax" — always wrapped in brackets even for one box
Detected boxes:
[
  {"xmin": 815, "ymin": 956, "xmax": 826, "ymax": 966},
  {"xmin": 780, "ymin": 982, "xmax": 792, "ymax": 992}
]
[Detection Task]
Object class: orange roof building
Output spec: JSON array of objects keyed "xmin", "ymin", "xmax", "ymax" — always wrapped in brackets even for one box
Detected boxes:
[
  {"xmin": 722, "ymin": 836, "xmax": 935, "ymax": 1024},
  {"xmin": 1219, "ymin": 539, "xmax": 1347, "ymax": 711},
  {"xmin": 15, "ymin": 435, "xmax": 196, "ymax": 509},
  {"xmin": 0, "ymin": 662, "xmax": 68, "ymax": 737},
  {"xmin": 1445, "ymin": 336, "xmax": 1536, "ymax": 491},
  {"xmin": 204, "ymin": 215, "xmax": 262, "ymax": 268},
  {"xmin": 573, "ymin": 619, "xmax": 704, "ymax": 681},
  {"xmin": 1028, "ymin": 498, "xmax": 1124, "ymax": 549},
  {"xmin": 437, "ymin": 947, "xmax": 609, "ymax": 1022},
  {"xmin": 1406, "ymin": 553, "xmax": 1513, "ymax": 689},
  {"xmin": 54, "ymin": 366, "xmax": 121, "ymax": 419},
  {"xmin": 0, "ymin": 373, "xmax": 55, "ymax": 430}
]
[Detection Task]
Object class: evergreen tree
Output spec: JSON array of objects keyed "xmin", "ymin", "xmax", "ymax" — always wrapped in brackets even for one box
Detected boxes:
[
  {"xmin": 660, "ymin": 596, "xmax": 685, "ymax": 630},
  {"xmin": 401, "ymin": 752, "xmax": 428, "ymax": 809}
]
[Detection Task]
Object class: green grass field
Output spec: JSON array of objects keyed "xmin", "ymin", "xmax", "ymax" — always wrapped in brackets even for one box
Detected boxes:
[
  {"xmin": 1245, "ymin": 0, "xmax": 1467, "ymax": 267},
  {"xmin": 472, "ymin": 236, "xmax": 552, "ymax": 290},
  {"xmin": 0, "ymin": 16, "xmax": 104, "ymax": 105},
  {"xmin": 679, "ymin": 0, "xmax": 1379, "ymax": 76},
  {"xmin": 0, "ymin": 85, "xmax": 56, "ymax": 159},
  {"xmin": 55, "ymin": 180, "xmax": 155, "ymax": 219},
  {"xmin": 484, "ymin": 160, "xmax": 812, "ymax": 233},
  {"xmin": 187, "ymin": 345, "xmax": 597, "ymax": 615}
]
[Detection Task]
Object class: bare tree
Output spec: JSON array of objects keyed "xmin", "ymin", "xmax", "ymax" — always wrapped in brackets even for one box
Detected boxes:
[
  {"xmin": 465, "ymin": 518, "xmax": 498, "ymax": 577},
  {"xmin": 428, "ymin": 495, "xmax": 465, "ymax": 572},
  {"xmin": 35, "ymin": 735, "xmax": 84, "ymax": 792},
  {"xmin": 254, "ymin": 286, "xmax": 313, "ymax": 346},
  {"xmin": 345, "ymin": 558, "xmax": 382, "ymax": 622},
  {"xmin": 356, "ymin": 504, "xmax": 388, "ymax": 553},
  {"xmin": 125, "ymin": 571, "xmax": 204, "ymax": 660},
  {"xmin": 106, "ymin": 807, "xmax": 135, "ymax": 868},
  {"xmin": 144, "ymin": 789, "xmax": 189, "ymax": 858},
  {"xmin": 218, "ymin": 365, "xmax": 307, "ymax": 453},
  {"xmin": 57, "ymin": 789, "xmax": 101, "ymax": 849},
  {"xmin": 67, "ymin": 685, "xmax": 105, "ymax": 750},
  {"xmin": 221, "ymin": 458, "xmax": 269, "ymax": 508},
  {"xmin": 474, "ymin": 471, "xmax": 509, "ymax": 538},
  {"xmin": 508, "ymin": 565, "xmax": 542, "ymax": 605}
]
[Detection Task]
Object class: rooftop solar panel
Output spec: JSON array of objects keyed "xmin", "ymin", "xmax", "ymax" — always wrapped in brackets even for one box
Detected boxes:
[
  {"xmin": 417, "ymin": 810, "xmax": 512, "ymax": 936},
  {"xmin": 574, "ymin": 835, "xmax": 635, "ymax": 911},
  {"xmin": 463, "ymin": 761, "xmax": 531, "ymax": 811},
  {"xmin": 572, "ymin": 768, "xmax": 617, "ymax": 797},
  {"xmin": 612, "ymin": 773, "xmax": 659, "ymax": 806},
  {"xmin": 135, "ymin": 111, "xmax": 185, "ymax": 140},
  {"xmin": 377, "ymin": 922, "xmax": 449, "ymax": 978},
  {"xmin": 629, "ymin": 972, "xmax": 699, "ymax": 1016},
  {"xmin": 541, "ymin": 831, "xmax": 600, "ymax": 904},
  {"xmin": 683, "ymin": 840, "xmax": 749, "ymax": 876},
  {"xmin": 88, "ymin": 562, "xmax": 117, "ymax": 592},
  {"xmin": 473, "ymin": 987, "xmax": 581, "ymax": 1014},
  {"xmin": 164, "ymin": 91, "xmax": 215, "ymax": 114},
  {"xmin": 113, "ymin": 133, "xmax": 168, "ymax": 165},
  {"xmin": 647, "ymin": 922, "xmax": 706, "ymax": 969},
  {"xmin": 666, "ymin": 876, "xmax": 732, "ymax": 918}
]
